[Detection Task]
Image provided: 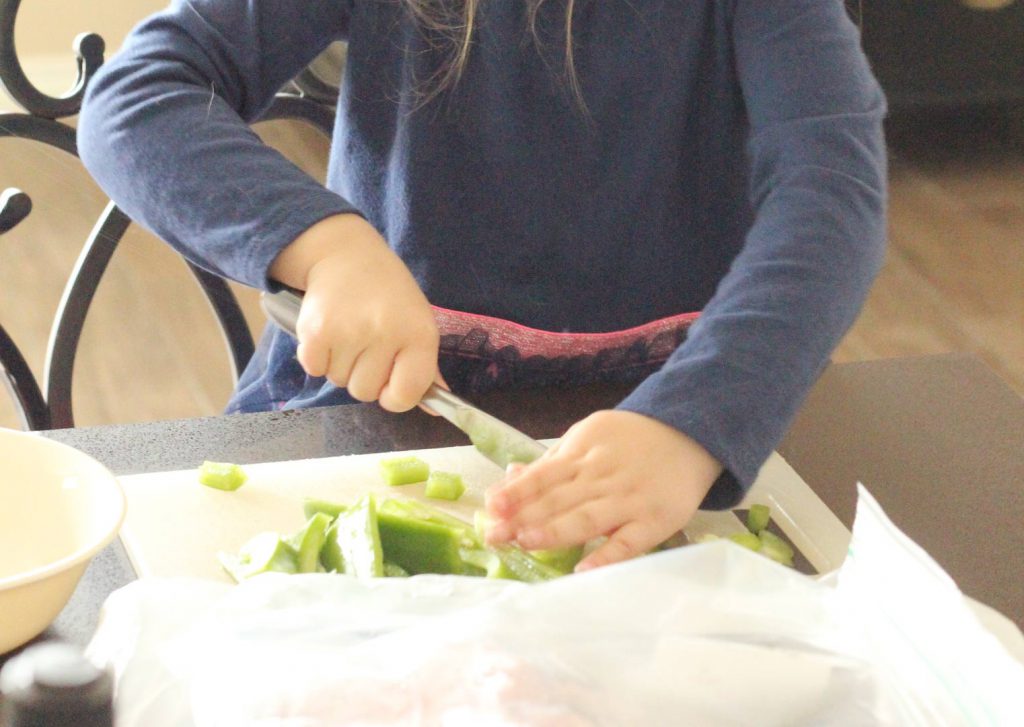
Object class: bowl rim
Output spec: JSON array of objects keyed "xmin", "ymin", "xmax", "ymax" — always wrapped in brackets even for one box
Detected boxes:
[{"xmin": 0, "ymin": 428, "xmax": 127, "ymax": 590}]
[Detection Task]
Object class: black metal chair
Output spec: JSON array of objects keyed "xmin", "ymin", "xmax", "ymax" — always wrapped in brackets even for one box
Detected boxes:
[{"xmin": 0, "ymin": 0, "xmax": 339, "ymax": 431}]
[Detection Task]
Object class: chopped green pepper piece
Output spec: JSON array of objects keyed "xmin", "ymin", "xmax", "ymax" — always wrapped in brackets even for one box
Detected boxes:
[
  {"xmin": 218, "ymin": 532, "xmax": 298, "ymax": 582},
  {"xmin": 746, "ymin": 504, "xmax": 772, "ymax": 534},
  {"xmin": 382, "ymin": 499, "xmax": 479, "ymax": 548},
  {"xmin": 335, "ymin": 494, "xmax": 384, "ymax": 578},
  {"xmin": 728, "ymin": 531, "xmax": 762, "ymax": 551},
  {"xmin": 424, "ymin": 471, "xmax": 466, "ymax": 501},
  {"xmin": 458, "ymin": 547, "xmax": 492, "ymax": 572},
  {"xmin": 463, "ymin": 564, "xmax": 488, "ymax": 577},
  {"xmin": 491, "ymin": 546, "xmax": 563, "ymax": 582},
  {"xmin": 320, "ymin": 522, "xmax": 345, "ymax": 573},
  {"xmin": 486, "ymin": 555, "xmax": 518, "ymax": 580},
  {"xmin": 459, "ymin": 548, "xmax": 518, "ymax": 579},
  {"xmin": 473, "ymin": 509, "xmax": 491, "ymax": 543},
  {"xmin": 198, "ymin": 461, "xmax": 248, "ymax": 491},
  {"xmin": 303, "ymin": 498, "xmax": 348, "ymax": 521},
  {"xmin": 289, "ymin": 512, "xmax": 333, "ymax": 573},
  {"xmin": 377, "ymin": 504, "xmax": 466, "ymax": 575},
  {"xmin": 383, "ymin": 562, "xmax": 410, "ymax": 578},
  {"xmin": 758, "ymin": 530, "xmax": 795, "ymax": 567},
  {"xmin": 529, "ymin": 546, "xmax": 584, "ymax": 575},
  {"xmin": 379, "ymin": 456, "xmax": 430, "ymax": 486}
]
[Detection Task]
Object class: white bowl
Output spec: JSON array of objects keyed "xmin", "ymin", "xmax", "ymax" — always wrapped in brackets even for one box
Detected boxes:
[{"xmin": 0, "ymin": 428, "xmax": 126, "ymax": 654}]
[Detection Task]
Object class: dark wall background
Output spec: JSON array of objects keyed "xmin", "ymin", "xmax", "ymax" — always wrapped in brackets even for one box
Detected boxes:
[{"xmin": 852, "ymin": 1, "xmax": 1024, "ymax": 109}]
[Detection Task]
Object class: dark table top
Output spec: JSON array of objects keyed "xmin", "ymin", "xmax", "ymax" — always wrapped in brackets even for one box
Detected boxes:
[{"xmin": 4, "ymin": 352, "xmax": 1023, "ymax": 667}]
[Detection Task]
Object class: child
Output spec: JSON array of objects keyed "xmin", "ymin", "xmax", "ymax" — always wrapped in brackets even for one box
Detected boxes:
[{"xmin": 78, "ymin": 1, "xmax": 887, "ymax": 572}]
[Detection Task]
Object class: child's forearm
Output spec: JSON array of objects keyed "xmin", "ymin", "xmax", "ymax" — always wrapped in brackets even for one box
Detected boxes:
[
  {"xmin": 616, "ymin": 1, "xmax": 888, "ymax": 509},
  {"xmin": 77, "ymin": 1, "xmax": 355, "ymax": 290}
]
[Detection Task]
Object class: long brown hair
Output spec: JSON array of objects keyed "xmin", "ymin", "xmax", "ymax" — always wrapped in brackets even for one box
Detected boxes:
[{"xmin": 403, "ymin": 0, "xmax": 584, "ymax": 110}]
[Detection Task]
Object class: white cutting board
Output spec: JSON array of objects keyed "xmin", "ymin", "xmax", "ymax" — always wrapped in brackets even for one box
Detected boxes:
[{"xmin": 117, "ymin": 445, "xmax": 851, "ymax": 583}]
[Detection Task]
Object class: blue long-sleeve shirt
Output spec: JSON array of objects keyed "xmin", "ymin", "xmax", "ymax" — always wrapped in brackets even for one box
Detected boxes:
[{"xmin": 77, "ymin": 0, "xmax": 887, "ymax": 508}]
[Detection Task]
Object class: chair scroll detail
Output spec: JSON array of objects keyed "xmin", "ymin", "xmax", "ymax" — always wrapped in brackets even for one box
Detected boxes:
[{"xmin": 0, "ymin": 189, "xmax": 49, "ymax": 429}]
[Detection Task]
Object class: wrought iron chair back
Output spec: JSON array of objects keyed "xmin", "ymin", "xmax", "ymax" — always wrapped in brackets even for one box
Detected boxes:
[{"xmin": 0, "ymin": 0, "xmax": 337, "ymax": 430}]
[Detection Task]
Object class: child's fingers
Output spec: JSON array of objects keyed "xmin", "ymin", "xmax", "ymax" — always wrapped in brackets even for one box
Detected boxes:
[
  {"xmin": 495, "ymin": 476, "xmax": 609, "ymax": 538},
  {"xmin": 504, "ymin": 462, "xmax": 527, "ymax": 477},
  {"xmin": 485, "ymin": 456, "xmax": 577, "ymax": 518},
  {"xmin": 294, "ymin": 294, "xmax": 335, "ymax": 375},
  {"xmin": 345, "ymin": 346, "xmax": 395, "ymax": 402},
  {"xmin": 574, "ymin": 520, "xmax": 656, "ymax": 572},
  {"xmin": 513, "ymin": 498, "xmax": 625, "ymax": 551},
  {"xmin": 296, "ymin": 339, "xmax": 330, "ymax": 378},
  {"xmin": 380, "ymin": 346, "xmax": 438, "ymax": 413},
  {"xmin": 324, "ymin": 346, "xmax": 358, "ymax": 390}
]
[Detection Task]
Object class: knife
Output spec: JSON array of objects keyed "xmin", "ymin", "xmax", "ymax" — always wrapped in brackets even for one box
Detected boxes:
[{"xmin": 260, "ymin": 288, "xmax": 548, "ymax": 469}]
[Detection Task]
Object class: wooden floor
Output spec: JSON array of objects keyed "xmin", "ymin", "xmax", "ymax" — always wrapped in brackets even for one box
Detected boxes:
[
  {"xmin": 833, "ymin": 107, "xmax": 1024, "ymax": 394},
  {"xmin": 1, "ymin": 106, "xmax": 1022, "ymax": 430}
]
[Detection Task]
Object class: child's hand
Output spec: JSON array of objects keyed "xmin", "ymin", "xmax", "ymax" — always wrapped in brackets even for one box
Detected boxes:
[
  {"xmin": 484, "ymin": 410, "xmax": 722, "ymax": 572},
  {"xmin": 269, "ymin": 213, "xmax": 439, "ymax": 412}
]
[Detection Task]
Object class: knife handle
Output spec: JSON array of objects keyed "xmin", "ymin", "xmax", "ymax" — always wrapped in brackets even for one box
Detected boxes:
[{"xmin": 260, "ymin": 288, "xmax": 303, "ymax": 336}]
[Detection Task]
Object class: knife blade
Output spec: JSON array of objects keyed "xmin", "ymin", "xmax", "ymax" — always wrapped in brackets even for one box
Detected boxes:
[{"xmin": 260, "ymin": 288, "xmax": 548, "ymax": 469}]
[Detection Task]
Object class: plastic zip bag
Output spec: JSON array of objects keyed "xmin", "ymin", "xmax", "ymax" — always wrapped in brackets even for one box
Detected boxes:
[
  {"xmin": 835, "ymin": 486, "xmax": 1024, "ymax": 724},
  {"xmin": 87, "ymin": 486, "xmax": 1024, "ymax": 726}
]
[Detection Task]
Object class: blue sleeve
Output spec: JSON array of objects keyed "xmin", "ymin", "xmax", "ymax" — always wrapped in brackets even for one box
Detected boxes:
[
  {"xmin": 618, "ymin": 0, "xmax": 888, "ymax": 507},
  {"xmin": 77, "ymin": 0, "xmax": 357, "ymax": 289}
]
